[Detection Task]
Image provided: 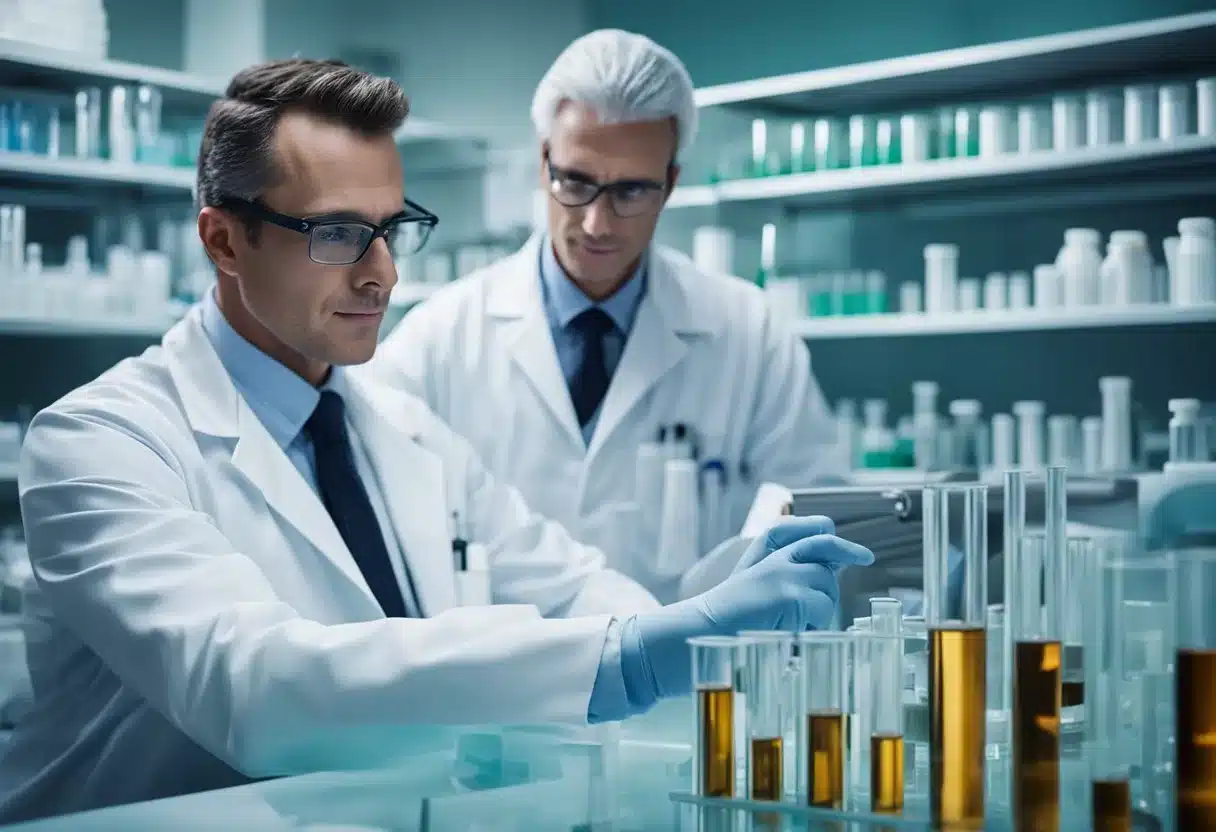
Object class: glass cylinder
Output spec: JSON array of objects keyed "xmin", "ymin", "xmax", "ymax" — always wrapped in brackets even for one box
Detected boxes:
[
  {"xmin": 798, "ymin": 632, "xmax": 854, "ymax": 810},
  {"xmin": 1085, "ymin": 553, "xmax": 1175, "ymax": 827},
  {"xmin": 691, "ymin": 635, "xmax": 741, "ymax": 798},
  {"xmin": 865, "ymin": 634, "xmax": 907, "ymax": 815},
  {"xmin": 1061, "ymin": 536, "xmax": 1096, "ymax": 711},
  {"xmin": 922, "ymin": 482, "xmax": 988, "ymax": 828},
  {"xmin": 741, "ymin": 632, "xmax": 794, "ymax": 803},
  {"xmin": 1174, "ymin": 549, "xmax": 1216, "ymax": 830}
]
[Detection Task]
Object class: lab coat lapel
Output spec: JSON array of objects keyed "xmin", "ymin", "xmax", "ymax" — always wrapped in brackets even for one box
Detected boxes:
[
  {"xmin": 162, "ymin": 309, "xmax": 380, "ymax": 611},
  {"xmin": 342, "ymin": 376, "xmax": 456, "ymax": 616},
  {"xmin": 488, "ymin": 236, "xmax": 584, "ymax": 448},
  {"xmin": 587, "ymin": 250, "xmax": 693, "ymax": 460}
]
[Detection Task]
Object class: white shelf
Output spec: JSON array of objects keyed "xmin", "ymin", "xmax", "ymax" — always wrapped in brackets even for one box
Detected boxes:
[
  {"xmin": 0, "ymin": 38, "xmax": 223, "ymax": 106},
  {"xmin": 694, "ymin": 11, "xmax": 1216, "ymax": 113},
  {"xmin": 791, "ymin": 303, "xmax": 1216, "ymax": 340},
  {"xmin": 670, "ymin": 136, "xmax": 1216, "ymax": 210},
  {"xmin": 390, "ymin": 283, "xmax": 442, "ymax": 307},
  {"xmin": 0, "ymin": 152, "xmax": 196, "ymax": 190},
  {"xmin": 0, "ymin": 315, "xmax": 173, "ymax": 338}
]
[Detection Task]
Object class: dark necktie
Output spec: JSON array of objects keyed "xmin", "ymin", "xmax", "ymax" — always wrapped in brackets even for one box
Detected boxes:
[
  {"xmin": 305, "ymin": 391, "xmax": 412, "ymax": 617},
  {"xmin": 568, "ymin": 307, "xmax": 615, "ymax": 428}
]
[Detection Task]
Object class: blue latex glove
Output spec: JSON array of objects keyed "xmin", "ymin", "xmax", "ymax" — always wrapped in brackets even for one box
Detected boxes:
[{"xmin": 623, "ymin": 517, "xmax": 874, "ymax": 704}]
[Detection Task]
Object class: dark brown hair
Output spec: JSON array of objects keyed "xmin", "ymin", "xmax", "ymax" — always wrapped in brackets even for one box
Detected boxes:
[{"xmin": 195, "ymin": 58, "xmax": 409, "ymax": 209}]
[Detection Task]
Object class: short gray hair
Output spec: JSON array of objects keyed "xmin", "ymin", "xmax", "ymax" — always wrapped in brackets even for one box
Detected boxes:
[{"xmin": 531, "ymin": 29, "xmax": 698, "ymax": 160}]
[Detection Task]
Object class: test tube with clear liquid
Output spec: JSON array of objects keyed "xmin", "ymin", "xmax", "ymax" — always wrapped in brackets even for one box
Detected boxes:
[
  {"xmin": 866, "ymin": 633, "xmax": 906, "ymax": 815},
  {"xmin": 798, "ymin": 632, "xmax": 853, "ymax": 810},
  {"xmin": 923, "ymin": 482, "xmax": 988, "ymax": 828},
  {"xmin": 1008, "ymin": 471, "xmax": 1066, "ymax": 830},
  {"xmin": 691, "ymin": 636, "xmax": 741, "ymax": 798},
  {"xmin": 741, "ymin": 632, "xmax": 794, "ymax": 805},
  {"xmin": 1174, "ymin": 549, "xmax": 1216, "ymax": 830}
]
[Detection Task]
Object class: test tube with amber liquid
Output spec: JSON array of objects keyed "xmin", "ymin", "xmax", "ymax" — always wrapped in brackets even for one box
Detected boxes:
[
  {"xmin": 1060, "ymin": 536, "xmax": 1094, "ymax": 712},
  {"xmin": 1006, "ymin": 466, "xmax": 1067, "ymax": 831},
  {"xmin": 741, "ymin": 631, "xmax": 793, "ymax": 805},
  {"xmin": 798, "ymin": 631, "xmax": 853, "ymax": 810},
  {"xmin": 1174, "ymin": 549, "xmax": 1216, "ymax": 830},
  {"xmin": 923, "ymin": 482, "xmax": 988, "ymax": 829},
  {"xmin": 866, "ymin": 633, "xmax": 906, "ymax": 815},
  {"xmin": 691, "ymin": 635, "xmax": 740, "ymax": 799}
]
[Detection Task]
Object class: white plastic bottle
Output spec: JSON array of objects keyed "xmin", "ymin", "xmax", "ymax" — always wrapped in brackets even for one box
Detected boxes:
[
  {"xmin": 1100, "ymin": 230, "xmax": 1153, "ymax": 306},
  {"xmin": 1056, "ymin": 229, "xmax": 1103, "ymax": 307},
  {"xmin": 923, "ymin": 244, "xmax": 959, "ymax": 316},
  {"xmin": 1176, "ymin": 217, "xmax": 1216, "ymax": 306}
]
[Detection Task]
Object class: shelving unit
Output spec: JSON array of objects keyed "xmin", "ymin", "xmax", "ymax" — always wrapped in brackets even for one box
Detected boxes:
[
  {"xmin": 0, "ymin": 152, "xmax": 197, "ymax": 191},
  {"xmin": 0, "ymin": 314, "xmax": 175, "ymax": 338},
  {"xmin": 790, "ymin": 303, "xmax": 1216, "ymax": 340}
]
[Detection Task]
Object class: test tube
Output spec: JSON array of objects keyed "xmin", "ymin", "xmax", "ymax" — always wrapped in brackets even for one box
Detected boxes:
[
  {"xmin": 691, "ymin": 636, "xmax": 740, "ymax": 798},
  {"xmin": 923, "ymin": 482, "xmax": 988, "ymax": 828},
  {"xmin": 1013, "ymin": 401, "xmax": 1046, "ymax": 469},
  {"xmin": 1174, "ymin": 549, "xmax": 1216, "ymax": 830},
  {"xmin": 798, "ymin": 632, "xmax": 853, "ymax": 809},
  {"xmin": 1061, "ymin": 536, "xmax": 1096, "ymax": 710},
  {"xmin": 1086, "ymin": 551, "xmax": 1175, "ymax": 829},
  {"xmin": 866, "ymin": 634, "xmax": 906, "ymax": 814},
  {"xmin": 741, "ymin": 632, "xmax": 794, "ymax": 803}
]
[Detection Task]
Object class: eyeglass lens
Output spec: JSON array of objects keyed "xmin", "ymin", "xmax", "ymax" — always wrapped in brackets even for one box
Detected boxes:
[
  {"xmin": 308, "ymin": 221, "xmax": 431, "ymax": 265},
  {"xmin": 549, "ymin": 179, "xmax": 662, "ymax": 218}
]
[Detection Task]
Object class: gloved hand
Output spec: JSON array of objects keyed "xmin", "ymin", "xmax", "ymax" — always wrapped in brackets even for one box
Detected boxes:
[{"xmin": 620, "ymin": 517, "xmax": 874, "ymax": 705}]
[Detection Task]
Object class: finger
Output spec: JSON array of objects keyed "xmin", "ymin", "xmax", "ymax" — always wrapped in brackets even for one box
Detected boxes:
[
  {"xmin": 765, "ymin": 515, "xmax": 835, "ymax": 552},
  {"xmin": 785, "ymin": 534, "xmax": 875, "ymax": 567},
  {"xmin": 797, "ymin": 562, "xmax": 839, "ymax": 606},
  {"xmin": 800, "ymin": 590, "xmax": 837, "ymax": 631}
]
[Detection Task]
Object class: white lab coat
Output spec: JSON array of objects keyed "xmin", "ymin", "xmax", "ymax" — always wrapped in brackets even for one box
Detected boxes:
[
  {"xmin": 372, "ymin": 234, "xmax": 847, "ymax": 594},
  {"xmin": 0, "ymin": 304, "xmax": 657, "ymax": 822}
]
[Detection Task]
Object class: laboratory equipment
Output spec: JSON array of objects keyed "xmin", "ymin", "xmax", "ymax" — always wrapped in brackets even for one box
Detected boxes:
[
  {"xmin": 979, "ymin": 105, "xmax": 1015, "ymax": 156},
  {"xmin": 1013, "ymin": 401, "xmax": 1046, "ymax": 469},
  {"xmin": 1081, "ymin": 417, "xmax": 1103, "ymax": 475},
  {"xmin": 924, "ymin": 243, "xmax": 959, "ymax": 316},
  {"xmin": 1158, "ymin": 82, "xmax": 1192, "ymax": 140},
  {"xmin": 1086, "ymin": 552, "xmax": 1175, "ymax": 826},
  {"xmin": 1200, "ymin": 78, "xmax": 1216, "ymax": 137},
  {"xmin": 877, "ymin": 117, "xmax": 900, "ymax": 165},
  {"xmin": 742, "ymin": 632, "xmax": 794, "ymax": 803},
  {"xmin": 813, "ymin": 118, "xmax": 848, "ymax": 170},
  {"xmin": 1047, "ymin": 415, "xmax": 1078, "ymax": 468},
  {"xmin": 750, "ymin": 119, "xmax": 775, "ymax": 177},
  {"xmin": 950, "ymin": 399, "xmax": 984, "ymax": 470},
  {"xmin": 954, "ymin": 108, "xmax": 979, "ymax": 158},
  {"xmin": 1005, "ymin": 467, "xmax": 1067, "ymax": 830},
  {"xmin": 1017, "ymin": 103, "xmax": 1051, "ymax": 153},
  {"xmin": 912, "ymin": 381, "xmax": 940, "ymax": 472},
  {"xmin": 1124, "ymin": 84, "xmax": 1158, "ymax": 144},
  {"xmin": 1061, "ymin": 536, "xmax": 1101, "ymax": 711},
  {"xmin": 789, "ymin": 122, "xmax": 810, "ymax": 174},
  {"xmin": 757, "ymin": 223, "xmax": 776, "ymax": 288},
  {"xmin": 899, "ymin": 280, "xmax": 922, "ymax": 314},
  {"xmin": 1051, "ymin": 94, "xmax": 1085, "ymax": 150},
  {"xmin": 861, "ymin": 399, "xmax": 896, "ymax": 468},
  {"xmin": 849, "ymin": 114, "xmax": 877, "ymax": 167},
  {"xmin": 865, "ymin": 634, "xmax": 906, "ymax": 814},
  {"xmin": 1174, "ymin": 550, "xmax": 1216, "ymax": 829},
  {"xmin": 900, "ymin": 113, "xmax": 932, "ymax": 162},
  {"xmin": 1057, "ymin": 228, "xmax": 1102, "ymax": 307},
  {"xmin": 797, "ymin": 631, "xmax": 853, "ymax": 809},
  {"xmin": 1033, "ymin": 263, "xmax": 1063, "ymax": 309},
  {"xmin": 864, "ymin": 270, "xmax": 887, "ymax": 314},
  {"xmin": 957, "ymin": 278, "xmax": 981, "ymax": 311},
  {"xmin": 691, "ymin": 636, "xmax": 740, "ymax": 798},
  {"xmin": 692, "ymin": 226, "xmax": 735, "ymax": 275},
  {"xmin": 836, "ymin": 399, "xmax": 860, "ymax": 470},
  {"xmin": 1168, "ymin": 398, "xmax": 1209, "ymax": 466},
  {"xmin": 1004, "ymin": 270, "xmax": 1028, "ymax": 308},
  {"xmin": 1176, "ymin": 217, "xmax": 1216, "ymax": 306},
  {"xmin": 923, "ymin": 482, "xmax": 988, "ymax": 828},
  {"xmin": 983, "ymin": 272, "xmax": 1008, "ymax": 310},
  {"xmin": 1086, "ymin": 89, "xmax": 1120, "ymax": 147},
  {"xmin": 1099, "ymin": 376, "xmax": 1133, "ymax": 473},
  {"xmin": 1101, "ymin": 231, "xmax": 1153, "ymax": 306},
  {"xmin": 992, "ymin": 413, "xmax": 1016, "ymax": 472}
]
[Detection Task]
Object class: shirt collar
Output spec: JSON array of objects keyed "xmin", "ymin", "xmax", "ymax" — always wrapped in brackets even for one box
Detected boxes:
[
  {"xmin": 539, "ymin": 236, "xmax": 647, "ymax": 334},
  {"xmin": 200, "ymin": 289, "xmax": 331, "ymax": 449}
]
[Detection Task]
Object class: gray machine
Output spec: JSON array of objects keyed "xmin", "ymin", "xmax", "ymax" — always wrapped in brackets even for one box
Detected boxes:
[{"xmin": 791, "ymin": 474, "xmax": 1140, "ymax": 625}]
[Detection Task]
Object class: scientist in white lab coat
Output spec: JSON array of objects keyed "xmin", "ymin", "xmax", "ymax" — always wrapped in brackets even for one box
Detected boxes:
[
  {"xmin": 0, "ymin": 59, "xmax": 872, "ymax": 822},
  {"xmin": 373, "ymin": 30, "xmax": 848, "ymax": 598}
]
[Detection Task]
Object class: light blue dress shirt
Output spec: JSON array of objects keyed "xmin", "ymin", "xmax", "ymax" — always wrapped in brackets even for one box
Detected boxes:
[
  {"xmin": 200, "ymin": 291, "xmax": 648, "ymax": 723},
  {"xmin": 539, "ymin": 238, "xmax": 647, "ymax": 444}
]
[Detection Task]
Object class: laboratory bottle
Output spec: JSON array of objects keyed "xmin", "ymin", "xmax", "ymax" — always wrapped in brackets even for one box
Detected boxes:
[
  {"xmin": 1008, "ymin": 271, "xmax": 1031, "ymax": 309},
  {"xmin": 983, "ymin": 272, "xmax": 1008, "ymax": 311},
  {"xmin": 1168, "ymin": 398, "xmax": 1209, "ymax": 466},
  {"xmin": 911, "ymin": 381, "xmax": 940, "ymax": 471},
  {"xmin": 1100, "ymin": 230, "xmax": 1153, "ymax": 307},
  {"xmin": 1176, "ymin": 217, "xmax": 1216, "ymax": 305},
  {"xmin": 923, "ymin": 243, "xmax": 959, "ymax": 316},
  {"xmin": 1055, "ymin": 228, "xmax": 1102, "ymax": 307},
  {"xmin": 1032, "ymin": 264, "xmax": 1063, "ymax": 309},
  {"xmin": 991, "ymin": 414, "xmax": 1016, "ymax": 471},
  {"xmin": 861, "ymin": 399, "xmax": 896, "ymax": 468},
  {"xmin": 1098, "ymin": 376, "xmax": 1133, "ymax": 473},
  {"xmin": 1012, "ymin": 401, "xmax": 1046, "ymax": 469},
  {"xmin": 949, "ymin": 400, "xmax": 984, "ymax": 470}
]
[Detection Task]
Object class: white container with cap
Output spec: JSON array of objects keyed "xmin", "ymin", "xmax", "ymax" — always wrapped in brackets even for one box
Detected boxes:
[
  {"xmin": 1008, "ymin": 271, "xmax": 1031, "ymax": 310},
  {"xmin": 1159, "ymin": 83, "xmax": 1193, "ymax": 141},
  {"xmin": 1016, "ymin": 103, "xmax": 1052, "ymax": 153},
  {"xmin": 950, "ymin": 399, "xmax": 984, "ymax": 469},
  {"xmin": 1099, "ymin": 376, "xmax": 1133, "ymax": 473},
  {"xmin": 1032, "ymin": 264, "xmax": 1063, "ymax": 310},
  {"xmin": 1176, "ymin": 217, "xmax": 1216, "ymax": 305},
  {"xmin": 923, "ymin": 244, "xmax": 958, "ymax": 316},
  {"xmin": 979, "ymin": 106, "xmax": 1015, "ymax": 157},
  {"xmin": 983, "ymin": 272, "xmax": 1008, "ymax": 311},
  {"xmin": 1086, "ymin": 89, "xmax": 1121, "ymax": 147},
  {"xmin": 899, "ymin": 281, "xmax": 923, "ymax": 314},
  {"xmin": 1047, "ymin": 414, "xmax": 1079, "ymax": 468},
  {"xmin": 1051, "ymin": 95, "xmax": 1085, "ymax": 151},
  {"xmin": 1199, "ymin": 78, "xmax": 1216, "ymax": 137},
  {"xmin": 1168, "ymin": 398, "xmax": 1209, "ymax": 468},
  {"xmin": 912, "ymin": 381, "xmax": 940, "ymax": 472},
  {"xmin": 1056, "ymin": 229, "xmax": 1103, "ymax": 307},
  {"xmin": 1100, "ymin": 230, "xmax": 1153, "ymax": 307},
  {"xmin": 991, "ymin": 413, "xmax": 1016, "ymax": 471},
  {"xmin": 1124, "ymin": 84, "xmax": 1158, "ymax": 144},
  {"xmin": 1013, "ymin": 401, "xmax": 1046, "ymax": 469},
  {"xmin": 1081, "ymin": 417, "xmax": 1103, "ymax": 475},
  {"xmin": 957, "ymin": 278, "xmax": 981, "ymax": 311}
]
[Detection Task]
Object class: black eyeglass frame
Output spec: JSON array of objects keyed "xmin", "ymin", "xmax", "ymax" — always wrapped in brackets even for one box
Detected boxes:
[
  {"xmin": 543, "ymin": 151, "xmax": 673, "ymax": 218},
  {"xmin": 218, "ymin": 197, "xmax": 440, "ymax": 264}
]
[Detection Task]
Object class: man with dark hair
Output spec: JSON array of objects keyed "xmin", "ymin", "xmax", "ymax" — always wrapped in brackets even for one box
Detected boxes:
[{"xmin": 0, "ymin": 59, "xmax": 870, "ymax": 821}]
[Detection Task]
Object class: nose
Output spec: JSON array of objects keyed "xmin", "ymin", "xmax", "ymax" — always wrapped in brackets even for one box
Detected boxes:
[
  {"xmin": 355, "ymin": 235, "xmax": 398, "ymax": 292},
  {"xmin": 581, "ymin": 196, "xmax": 614, "ymax": 238}
]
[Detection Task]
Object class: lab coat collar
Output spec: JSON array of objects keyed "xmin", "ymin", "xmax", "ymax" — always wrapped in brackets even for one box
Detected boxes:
[
  {"xmin": 538, "ymin": 235, "xmax": 647, "ymax": 335},
  {"xmin": 161, "ymin": 306, "xmax": 449, "ymax": 615}
]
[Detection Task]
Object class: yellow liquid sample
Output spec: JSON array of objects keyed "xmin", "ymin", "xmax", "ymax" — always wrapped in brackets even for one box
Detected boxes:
[
  {"xmin": 1012, "ymin": 640, "xmax": 1061, "ymax": 831},
  {"xmin": 697, "ymin": 685, "xmax": 734, "ymax": 797},
  {"xmin": 1091, "ymin": 778, "xmax": 1131, "ymax": 832},
  {"xmin": 929, "ymin": 626, "xmax": 986, "ymax": 829},
  {"xmin": 807, "ymin": 710, "xmax": 846, "ymax": 809},
  {"xmin": 1176, "ymin": 648, "xmax": 1216, "ymax": 828},
  {"xmin": 870, "ymin": 733, "xmax": 905, "ymax": 814}
]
